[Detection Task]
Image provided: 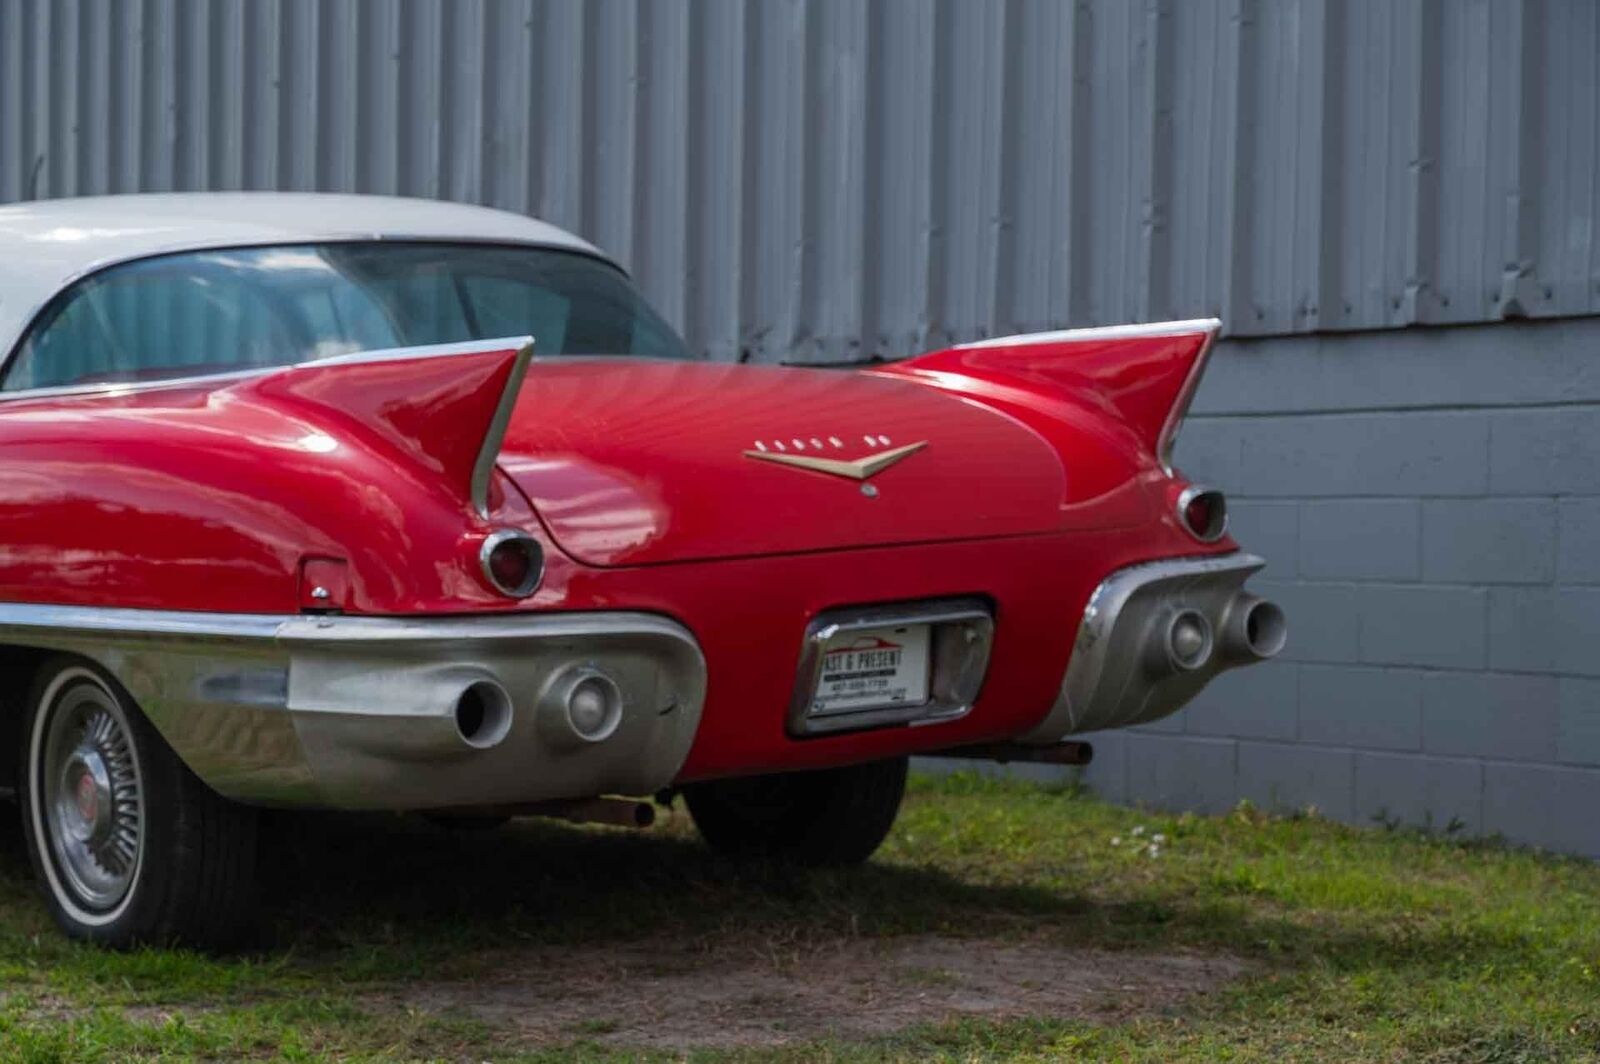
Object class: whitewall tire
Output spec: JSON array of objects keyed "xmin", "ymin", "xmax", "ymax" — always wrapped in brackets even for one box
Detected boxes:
[{"xmin": 18, "ymin": 658, "xmax": 259, "ymax": 948}]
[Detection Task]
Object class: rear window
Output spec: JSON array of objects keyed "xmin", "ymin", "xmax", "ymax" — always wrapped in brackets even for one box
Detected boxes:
[{"xmin": 2, "ymin": 242, "xmax": 695, "ymax": 391}]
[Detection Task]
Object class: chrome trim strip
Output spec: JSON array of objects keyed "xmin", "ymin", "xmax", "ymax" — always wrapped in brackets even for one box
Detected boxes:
[
  {"xmin": 0, "ymin": 603, "xmax": 708, "ymax": 811},
  {"xmin": 470, "ymin": 339, "xmax": 535, "ymax": 518},
  {"xmin": 788, "ymin": 597, "xmax": 994, "ymax": 737},
  {"xmin": 0, "ymin": 334, "xmax": 536, "ymax": 404},
  {"xmin": 0, "ymin": 602, "xmax": 288, "ymax": 643},
  {"xmin": 953, "ymin": 317, "xmax": 1222, "ymax": 350}
]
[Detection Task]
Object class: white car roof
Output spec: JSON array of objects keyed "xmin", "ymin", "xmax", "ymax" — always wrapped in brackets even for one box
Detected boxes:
[{"xmin": 0, "ymin": 193, "xmax": 609, "ymax": 358}]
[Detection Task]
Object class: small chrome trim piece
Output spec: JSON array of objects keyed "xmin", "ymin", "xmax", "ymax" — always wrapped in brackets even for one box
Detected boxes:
[
  {"xmin": 1175, "ymin": 484, "xmax": 1229, "ymax": 543},
  {"xmin": 478, "ymin": 528, "xmax": 545, "ymax": 598},
  {"xmin": 788, "ymin": 597, "xmax": 994, "ymax": 737},
  {"xmin": 471, "ymin": 340, "xmax": 535, "ymax": 518},
  {"xmin": 742, "ymin": 440, "xmax": 928, "ymax": 482},
  {"xmin": 953, "ymin": 317, "xmax": 1222, "ymax": 350}
]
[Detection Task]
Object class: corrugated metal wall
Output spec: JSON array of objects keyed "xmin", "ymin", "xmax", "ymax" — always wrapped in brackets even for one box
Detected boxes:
[{"xmin": 2, "ymin": 0, "xmax": 1597, "ymax": 363}]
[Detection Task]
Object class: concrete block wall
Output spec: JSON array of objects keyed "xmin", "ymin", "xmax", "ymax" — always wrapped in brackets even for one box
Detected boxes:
[{"xmin": 1075, "ymin": 316, "xmax": 1600, "ymax": 857}]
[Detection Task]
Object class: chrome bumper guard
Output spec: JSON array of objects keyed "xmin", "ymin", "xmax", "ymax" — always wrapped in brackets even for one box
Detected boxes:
[
  {"xmin": 1022, "ymin": 552, "xmax": 1284, "ymax": 741},
  {"xmin": 0, "ymin": 606, "xmax": 705, "ymax": 810}
]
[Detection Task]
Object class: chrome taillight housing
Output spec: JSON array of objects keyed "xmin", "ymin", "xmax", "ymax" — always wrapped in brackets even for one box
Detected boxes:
[
  {"xmin": 479, "ymin": 529, "xmax": 545, "ymax": 598},
  {"xmin": 1175, "ymin": 485, "xmax": 1228, "ymax": 542}
]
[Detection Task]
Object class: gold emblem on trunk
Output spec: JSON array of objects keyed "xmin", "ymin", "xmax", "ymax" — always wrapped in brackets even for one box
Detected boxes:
[{"xmin": 742, "ymin": 441, "xmax": 929, "ymax": 480}]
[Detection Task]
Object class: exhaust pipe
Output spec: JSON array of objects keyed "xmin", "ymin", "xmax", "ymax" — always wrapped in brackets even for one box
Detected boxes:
[
  {"xmin": 453, "ymin": 679, "xmax": 514, "ymax": 749},
  {"xmin": 1220, "ymin": 594, "xmax": 1287, "ymax": 663}
]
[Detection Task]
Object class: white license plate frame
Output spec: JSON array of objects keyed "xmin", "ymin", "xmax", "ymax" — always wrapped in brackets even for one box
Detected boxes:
[{"xmin": 808, "ymin": 623, "xmax": 932, "ymax": 717}]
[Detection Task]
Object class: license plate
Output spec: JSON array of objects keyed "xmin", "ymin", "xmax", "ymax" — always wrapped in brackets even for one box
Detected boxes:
[{"xmin": 809, "ymin": 624, "xmax": 932, "ymax": 717}]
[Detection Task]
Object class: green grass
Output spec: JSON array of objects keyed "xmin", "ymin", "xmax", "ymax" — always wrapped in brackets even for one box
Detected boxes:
[{"xmin": 0, "ymin": 772, "xmax": 1597, "ymax": 1061}]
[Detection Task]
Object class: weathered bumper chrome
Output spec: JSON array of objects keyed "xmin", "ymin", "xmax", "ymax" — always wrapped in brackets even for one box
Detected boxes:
[
  {"xmin": 1022, "ymin": 552, "xmax": 1284, "ymax": 741},
  {"xmin": 0, "ymin": 606, "xmax": 705, "ymax": 810}
]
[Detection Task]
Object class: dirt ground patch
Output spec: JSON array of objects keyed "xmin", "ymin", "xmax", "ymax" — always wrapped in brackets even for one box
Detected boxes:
[{"xmin": 372, "ymin": 934, "xmax": 1250, "ymax": 1050}]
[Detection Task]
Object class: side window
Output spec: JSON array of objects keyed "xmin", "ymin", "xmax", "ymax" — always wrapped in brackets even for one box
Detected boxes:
[{"xmin": 4, "ymin": 263, "xmax": 301, "ymax": 391}]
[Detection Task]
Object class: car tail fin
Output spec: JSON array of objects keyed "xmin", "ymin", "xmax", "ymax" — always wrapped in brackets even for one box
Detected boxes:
[
  {"xmin": 244, "ymin": 336, "xmax": 533, "ymax": 517},
  {"xmin": 885, "ymin": 318, "xmax": 1220, "ymax": 470}
]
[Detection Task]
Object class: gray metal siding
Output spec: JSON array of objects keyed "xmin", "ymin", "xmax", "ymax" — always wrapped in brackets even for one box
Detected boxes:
[{"xmin": 4, "ymin": 0, "xmax": 1599, "ymax": 363}]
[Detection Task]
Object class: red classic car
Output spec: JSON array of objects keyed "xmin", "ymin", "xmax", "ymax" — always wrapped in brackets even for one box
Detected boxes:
[{"xmin": 0, "ymin": 193, "xmax": 1283, "ymax": 947}]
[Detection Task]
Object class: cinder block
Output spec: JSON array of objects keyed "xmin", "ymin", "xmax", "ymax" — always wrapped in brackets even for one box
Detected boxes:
[
  {"xmin": 1252, "ymin": 579, "xmax": 1361, "ymax": 664},
  {"xmin": 1421, "ymin": 672, "xmax": 1560, "ymax": 762},
  {"xmin": 1172, "ymin": 418, "xmax": 1244, "ymax": 488},
  {"xmin": 1555, "ymin": 589, "xmax": 1600, "ymax": 678},
  {"xmin": 1076, "ymin": 729, "xmax": 1129, "ymax": 803},
  {"xmin": 1123, "ymin": 734, "xmax": 1239, "ymax": 815},
  {"xmin": 1181, "ymin": 660, "xmax": 1299, "ymax": 740},
  {"xmin": 1358, "ymin": 585, "xmax": 1487, "ymax": 669},
  {"xmin": 1484, "ymin": 762, "xmax": 1600, "ymax": 857},
  {"xmin": 1225, "ymin": 500, "xmax": 1299, "ymax": 576},
  {"xmin": 1422, "ymin": 498, "xmax": 1556, "ymax": 585},
  {"xmin": 1558, "ymin": 678, "xmax": 1600, "ymax": 767},
  {"xmin": 1488, "ymin": 587, "xmax": 1557, "ymax": 673},
  {"xmin": 1558, "ymin": 499, "xmax": 1600, "ymax": 585},
  {"xmin": 1237, "ymin": 741, "xmax": 1355, "ymax": 821},
  {"xmin": 1300, "ymin": 500, "xmax": 1420, "ymax": 580},
  {"xmin": 1489, "ymin": 407, "xmax": 1600, "ymax": 495},
  {"xmin": 1131, "ymin": 712, "xmax": 1185, "ymax": 733},
  {"xmin": 1354, "ymin": 753, "xmax": 1484, "ymax": 834},
  {"xmin": 1475, "ymin": 587, "xmax": 1600, "ymax": 677},
  {"xmin": 1299, "ymin": 665, "xmax": 1423, "ymax": 751},
  {"xmin": 1238, "ymin": 412, "xmax": 1488, "ymax": 498}
]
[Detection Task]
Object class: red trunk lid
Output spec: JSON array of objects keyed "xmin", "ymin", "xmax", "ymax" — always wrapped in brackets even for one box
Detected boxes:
[{"xmin": 496, "ymin": 360, "xmax": 1067, "ymax": 567}]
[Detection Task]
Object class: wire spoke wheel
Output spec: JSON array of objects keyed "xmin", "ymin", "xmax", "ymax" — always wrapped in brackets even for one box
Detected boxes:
[
  {"xmin": 33, "ymin": 670, "xmax": 145, "ymax": 915},
  {"xmin": 20, "ymin": 658, "xmax": 260, "ymax": 948}
]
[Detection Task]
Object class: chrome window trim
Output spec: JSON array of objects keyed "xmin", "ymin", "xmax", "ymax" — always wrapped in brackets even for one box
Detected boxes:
[{"xmin": 788, "ymin": 597, "xmax": 995, "ymax": 737}]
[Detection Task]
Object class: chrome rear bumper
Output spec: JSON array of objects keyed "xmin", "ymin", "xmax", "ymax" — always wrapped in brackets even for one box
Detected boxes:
[
  {"xmin": 0, "ymin": 605, "xmax": 705, "ymax": 810},
  {"xmin": 1023, "ymin": 552, "xmax": 1285, "ymax": 741}
]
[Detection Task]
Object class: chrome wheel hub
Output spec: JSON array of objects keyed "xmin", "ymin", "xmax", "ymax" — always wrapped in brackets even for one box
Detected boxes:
[{"xmin": 42, "ymin": 685, "xmax": 143, "ymax": 912}]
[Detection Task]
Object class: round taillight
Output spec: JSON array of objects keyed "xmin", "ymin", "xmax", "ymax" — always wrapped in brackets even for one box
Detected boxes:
[
  {"xmin": 1176, "ymin": 485, "xmax": 1228, "ymax": 542},
  {"xmin": 479, "ymin": 530, "xmax": 544, "ymax": 598}
]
